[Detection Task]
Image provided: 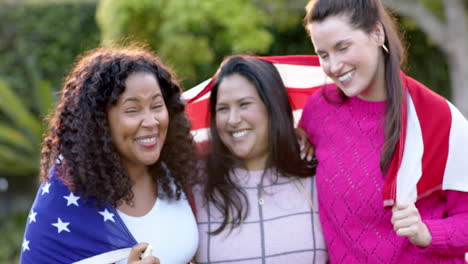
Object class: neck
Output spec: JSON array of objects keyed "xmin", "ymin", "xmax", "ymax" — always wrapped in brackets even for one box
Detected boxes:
[
  {"xmin": 243, "ymin": 155, "xmax": 268, "ymax": 171},
  {"xmin": 124, "ymin": 162, "xmax": 150, "ymax": 183},
  {"xmin": 118, "ymin": 164, "xmax": 158, "ymax": 217}
]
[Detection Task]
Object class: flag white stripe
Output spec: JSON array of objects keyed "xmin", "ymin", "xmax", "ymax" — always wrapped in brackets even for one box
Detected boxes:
[
  {"xmin": 442, "ymin": 102, "xmax": 468, "ymax": 191},
  {"xmin": 182, "ymin": 79, "xmax": 212, "ymax": 101},
  {"xmin": 191, "ymin": 128, "xmax": 210, "ymax": 142},
  {"xmin": 396, "ymin": 94, "xmax": 423, "ymax": 203},
  {"xmin": 72, "ymin": 248, "xmax": 132, "ymax": 264},
  {"xmin": 293, "ymin": 109, "xmax": 303, "ymax": 127},
  {"xmin": 274, "ymin": 64, "xmax": 332, "ymax": 88},
  {"xmin": 182, "ymin": 64, "xmax": 331, "ymax": 103}
]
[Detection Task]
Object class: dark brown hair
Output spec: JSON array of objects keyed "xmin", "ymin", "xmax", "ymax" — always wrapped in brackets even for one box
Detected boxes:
[
  {"xmin": 304, "ymin": 0, "xmax": 406, "ymax": 173},
  {"xmin": 40, "ymin": 44, "xmax": 196, "ymax": 206},
  {"xmin": 204, "ymin": 56, "xmax": 316, "ymax": 234}
]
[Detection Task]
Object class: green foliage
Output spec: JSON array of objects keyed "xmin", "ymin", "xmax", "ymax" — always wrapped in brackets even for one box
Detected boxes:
[
  {"xmin": 97, "ymin": 0, "xmax": 273, "ymax": 87},
  {"xmin": 402, "ymin": 17, "xmax": 451, "ymax": 98},
  {"xmin": 0, "ymin": 211, "xmax": 27, "ymax": 263},
  {"xmin": 0, "ymin": 79, "xmax": 54, "ymax": 177},
  {"xmin": 418, "ymin": 0, "xmax": 445, "ymax": 21},
  {"xmin": 0, "ymin": 1, "xmax": 100, "ymax": 110},
  {"xmin": 0, "ymin": 0, "xmax": 99, "ymax": 180}
]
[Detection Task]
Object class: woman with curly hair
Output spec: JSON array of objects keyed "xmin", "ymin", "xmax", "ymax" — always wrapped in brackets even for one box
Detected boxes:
[{"xmin": 20, "ymin": 45, "xmax": 198, "ymax": 264}]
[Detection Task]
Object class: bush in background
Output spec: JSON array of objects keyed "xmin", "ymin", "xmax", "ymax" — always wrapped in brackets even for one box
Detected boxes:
[{"xmin": 0, "ymin": 0, "xmax": 100, "ymax": 111}]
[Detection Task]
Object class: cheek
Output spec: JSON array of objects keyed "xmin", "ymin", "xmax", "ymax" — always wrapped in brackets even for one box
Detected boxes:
[
  {"xmin": 160, "ymin": 112, "xmax": 170, "ymax": 132},
  {"xmin": 215, "ymin": 114, "xmax": 225, "ymax": 132},
  {"xmin": 319, "ymin": 60, "xmax": 332, "ymax": 77}
]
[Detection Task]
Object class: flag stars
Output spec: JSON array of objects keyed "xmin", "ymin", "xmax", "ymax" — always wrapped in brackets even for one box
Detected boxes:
[
  {"xmin": 99, "ymin": 208, "xmax": 115, "ymax": 223},
  {"xmin": 28, "ymin": 209, "xmax": 37, "ymax": 223},
  {"xmin": 52, "ymin": 218, "xmax": 70, "ymax": 234},
  {"xmin": 41, "ymin": 182, "xmax": 51, "ymax": 195},
  {"xmin": 63, "ymin": 192, "xmax": 80, "ymax": 207},
  {"xmin": 22, "ymin": 239, "xmax": 30, "ymax": 252}
]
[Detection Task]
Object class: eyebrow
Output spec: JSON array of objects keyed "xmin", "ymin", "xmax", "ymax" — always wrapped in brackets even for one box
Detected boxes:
[
  {"xmin": 122, "ymin": 93, "xmax": 162, "ymax": 104},
  {"xmin": 316, "ymin": 38, "xmax": 351, "ymax": 53}
]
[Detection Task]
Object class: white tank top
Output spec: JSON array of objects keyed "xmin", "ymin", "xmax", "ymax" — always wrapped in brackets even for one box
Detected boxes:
[{"xmin": 117, "ymin": 196, "xmax": 198, "ymax": 264}]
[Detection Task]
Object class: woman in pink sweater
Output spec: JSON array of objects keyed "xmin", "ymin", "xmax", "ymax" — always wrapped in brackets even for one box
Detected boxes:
[{"xmin": 299, "ymin": 0, "xmax": 468, "ymax": 263}]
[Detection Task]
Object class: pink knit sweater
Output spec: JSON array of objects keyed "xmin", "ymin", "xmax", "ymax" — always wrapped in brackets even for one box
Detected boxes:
[{"xmin": 299, "ymin": 86, "xmax": 468, "ymax": 263}]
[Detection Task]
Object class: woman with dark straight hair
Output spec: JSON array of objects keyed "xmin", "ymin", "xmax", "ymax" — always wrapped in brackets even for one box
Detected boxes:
[
  {"xmin": 195, "ymin": 56, "xmax": 328, "ymax": 263},
  {"xmin": 300, "ymin": 0, "xmax": 468, "ymax": 262}
]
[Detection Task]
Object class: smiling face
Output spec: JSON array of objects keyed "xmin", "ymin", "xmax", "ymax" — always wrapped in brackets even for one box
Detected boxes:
[
  {"xmin": 107, "ymin": 72, "xmax": 169, "ymax": 171},
  {"xmin": 215, "ymin": 74, "xmax": 269, "ymax": 171},
  {"xmin": 309, "ymin": 15, "xmax": 386, "ymax": 101}
]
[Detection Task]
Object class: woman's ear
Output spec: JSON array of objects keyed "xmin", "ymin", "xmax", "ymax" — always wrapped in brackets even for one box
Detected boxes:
[{"xmin": 372, "ymin": 22, "xmax": 386, "ymax": 46}]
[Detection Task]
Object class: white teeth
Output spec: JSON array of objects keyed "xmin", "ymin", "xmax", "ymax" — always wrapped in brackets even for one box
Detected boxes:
[
  {"xmin": 136, "ymin": 137, "xmax": 156, "ymax": 144},
  {"xmin": 232, "ymin": 130, "xmax": 248, "ymax": 138},
  {"xmin": 337, "ymin": 71, "xmax": 355, "ymax": 82}
]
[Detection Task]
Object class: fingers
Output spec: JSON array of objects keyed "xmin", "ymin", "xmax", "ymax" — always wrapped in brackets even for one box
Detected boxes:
[
  {"xmin": 127, "ymin": 243, "xmax": 160, "ymax": 264},
  {"xmin": 390, "ymin": 201, "xmax": 432, "ymax": 247},
  {"xmin": 295, "ymin": 127, "xmax": 315, "ymax": 161},
  {"xmin": 392, "ymin": 200, "xmax": 411, "ymax": 211},
  {"xmin": 395, "ymin": 224, "xmax": 419, "ymax": 237},
  {"xmin": 392, "ymin": 215, "xmax": 419, "ymax": 232},
  {"xmin": 139, "ymin": 256, "xmax": 160, "ymax": 264},
  {"xmin": 128, "ymin": 243, "xmax": 149, "ymax": 262},
  {"xmin": 391, "ymin": 201, "xmax": 416, "ymax": 223},
  {"xmin": 306, "ymin": 145, "xmax": 315, "ymax": 162},
  {"xmin": 295, "ymin": 127, "xmax": 308, "ymax": 151},
  {"xmin": 301, "ymin": 144, "xmax": 315, "ymax": 162}
]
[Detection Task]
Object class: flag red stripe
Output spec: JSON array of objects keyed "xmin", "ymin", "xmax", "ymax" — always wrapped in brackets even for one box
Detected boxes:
[
  {"xmin": 254, "ymin": 55, "xmax": 321, "ymax": 66},
  {"xmin": 405, "ymin": 77, "xmax": 451, "ymax": 199}
]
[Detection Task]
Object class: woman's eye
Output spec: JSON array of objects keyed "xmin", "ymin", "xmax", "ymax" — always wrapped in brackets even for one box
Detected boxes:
[
  {"xmin": 124, "ymin": 108, "xmax": 138, "ymax": 113},
  {"xmin": 216, "ymin": 107, "xmax": 228, "ymax": 112},
  {"xmin": 319, "ymin": 53, "xmax": 328, "ymax": 59},
  {"xmin": 339, "ymin": 45, "xmax": 348, "ymax": 51},
  {"xmin": 240, "ymin": 102, "xmax": 251, "ymax": 108},
  {"xmin": 152, "ymin": 104, "xmax": 163, "ymax": 109}
]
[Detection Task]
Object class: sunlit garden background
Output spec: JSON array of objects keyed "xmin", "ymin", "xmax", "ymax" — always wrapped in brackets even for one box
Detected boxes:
[{"xmin": 1, "ymin": 0, "xmax": 467, "ymax": 263}]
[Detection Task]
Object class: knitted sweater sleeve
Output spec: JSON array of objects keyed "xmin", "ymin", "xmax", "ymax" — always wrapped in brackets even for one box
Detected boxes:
[
  {"xmin": 298, "ymin": 90, "xmax": 321, "ymax": 145},
  {"xmin": 419, "ymin": 190, "xmax": 468, "ymax": 256}
]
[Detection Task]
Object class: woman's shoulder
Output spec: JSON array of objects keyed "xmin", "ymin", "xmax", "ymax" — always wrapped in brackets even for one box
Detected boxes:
[{"xmin": 302, "ymin": 84, "xmax": 342, "ymax": 115}]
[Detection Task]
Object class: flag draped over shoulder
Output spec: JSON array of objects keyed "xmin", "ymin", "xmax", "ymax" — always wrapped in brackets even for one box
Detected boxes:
[
  {"xmin": 20, "ymin": 167, "xmax": 136, "ymax": 264},
  {"xmin": 182, "ymin": 55, "xmax": 468, "ymax": 208},
  {"xmin": 382, "ymin": 74, "xmax": 468, "ymax": 207}
]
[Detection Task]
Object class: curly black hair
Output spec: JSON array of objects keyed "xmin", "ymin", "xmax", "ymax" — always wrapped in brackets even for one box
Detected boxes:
[{"xmin": 40, "ymin": 44, "xmax": 196, "ymax": 207}]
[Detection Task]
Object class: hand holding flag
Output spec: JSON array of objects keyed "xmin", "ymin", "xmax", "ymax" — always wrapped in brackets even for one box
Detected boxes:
[
  {"xmin": 391, "ymin": 201, "xmax": 432, "ymax": 247},
  {"xmin": 127, "ymin": 243, "xmax": 159, "ymax": 264}
]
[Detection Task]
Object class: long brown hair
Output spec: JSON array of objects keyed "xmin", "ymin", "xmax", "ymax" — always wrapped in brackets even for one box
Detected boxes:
[
  {"xmin": 204, "ymin": 56, "xmax": 315, "ymax": 234},
  {"xmin": 304, "ymin": 0, "xmax": 407, "ymax": 173}
]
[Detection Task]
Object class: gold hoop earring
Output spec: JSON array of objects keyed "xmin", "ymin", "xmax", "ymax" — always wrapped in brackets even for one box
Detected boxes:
[{"xmin": 382, "ymin": 44, "xmax": 389, "ymax": 54}]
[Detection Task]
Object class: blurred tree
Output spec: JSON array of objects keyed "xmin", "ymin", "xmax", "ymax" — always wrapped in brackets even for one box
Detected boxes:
[
  {"xmin": 96, "ymin": 0, "xmax": 273, "ymax": 88},
  {"xmin": 0, "ymin": 78, "xmax": 54, "ymax": 177},
  {"xmin": 383, "ymin": 0, "xmax": 468, "ymax": 117},
  {"xmin": 0, "ymin": 1, "xmax": 99, "ymax": 111}
]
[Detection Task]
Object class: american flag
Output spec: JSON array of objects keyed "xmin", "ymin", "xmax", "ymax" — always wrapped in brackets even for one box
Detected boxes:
[
  {"xmin": 382, "ymin": 73, "xmax": 468, "ymax": 207},
  {"xmin": 20, "ymin": 166, "xmax": 136, "ymax": 264},
  {"xmin": 182, "ymin": 55, "xmax": 468, "ymax": 208}
]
